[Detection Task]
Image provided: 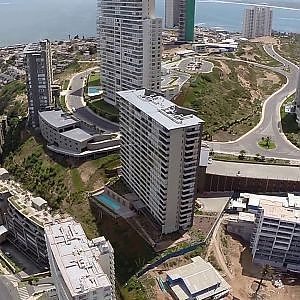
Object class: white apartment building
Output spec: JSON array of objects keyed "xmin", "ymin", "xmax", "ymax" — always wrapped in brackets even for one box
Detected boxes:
[
  {"xmin": 98, "ymin": 0, "xmax": 162, "ymax": 105},
  {"xmin": 24, "ymin": 40, "xmax": 53, "ymax": 128},
  {"xmin": 45, "ymin": 218, "xmax": 115, "ymax": 300},
  {"xmin": 39, "ymin": 109, "xmax": 120, "ymax": 157},
  {"xmin": 295, "ymin": 72, "xmax": 300, "ymax": 127},
  {"xmin": 165, "ymin": 0, "xmax": 180, "ymax": 28},
  {"xmin": 243, "ymin": 6, "xmax": 273, "ymax": 39},
  {"xmin": 250, "ymin": 193, "xmax": 300, "ymax": 272},
  {"xmin": 0, "ymin": 174, "xmax": 53, "ymax": 267},
  {"xmin": 118, "ymin": 89, "xmax": 204, "ymax": 234}
]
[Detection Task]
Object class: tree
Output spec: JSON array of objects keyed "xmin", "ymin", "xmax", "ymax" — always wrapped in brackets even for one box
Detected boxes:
[
  {"xmin": 254, "ymin": 264, "xmax": 274, "ymax": 298},
  {"xmin": 265, "ymin": 136, "xmax": 271, "ymax": 149},
  {"xmin": 239, "ymin": 149, "xmax": 246, "ymax": 160}
]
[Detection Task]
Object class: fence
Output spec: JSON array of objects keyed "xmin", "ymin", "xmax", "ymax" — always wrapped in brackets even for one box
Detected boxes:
[{"xmin": 136, "ymin": 199, "xmax": 228, "ymax": 277}]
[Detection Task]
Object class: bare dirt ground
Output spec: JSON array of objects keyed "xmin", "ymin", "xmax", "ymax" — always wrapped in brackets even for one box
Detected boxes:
[
  {"xmin": 212, "ymin": 225, "xmax": 300, "ymax": 300},
  {"xmin": 250, "ymin": 37, "xmax": 279, "ymax": 45}
]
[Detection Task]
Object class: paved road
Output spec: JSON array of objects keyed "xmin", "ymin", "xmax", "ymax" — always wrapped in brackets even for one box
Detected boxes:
[
  {"xmin": 0, "ymin": 276, "xmax": 19, "ymax": 300},
  {"xmin": 161, "ymin": 58, "xmax": 213, "ymax": 89},
  {"xmin": 210, "ymin": 45, "xmax": 300, "ymax": 160},
  {"xmin": 65, "ymin": 68, "xmax": 119, "ymax": 133}
]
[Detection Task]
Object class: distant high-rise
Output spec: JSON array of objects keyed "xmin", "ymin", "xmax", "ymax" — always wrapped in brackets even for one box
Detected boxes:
[
  {"xmin": 45, "ymin": 218, "xmax": 115, "ymax": 300},
  {"xmin": 98, "ymin": 0, "xmax": 162, "ymax": 106},
  {"xmin": 178, "ymin": 0, "xmax": 196, "ymax": 42},
  {"xmin": 296, "ymin": 72, "xmax": 300, "ymax": 127},
  {"xmin": 165, "ymin": 0, "xmax": 180, "ymax": 28},
  {"xmin": 118, "ymin": 89, "xmax": 204, "ymax": 234},
  {"xmin": 243, "ymin": 6, "xmax": 273, "ymax": 39},
  {"xmin": 24, "ymin": 40, "xmax": 53, "ymax": 128}
]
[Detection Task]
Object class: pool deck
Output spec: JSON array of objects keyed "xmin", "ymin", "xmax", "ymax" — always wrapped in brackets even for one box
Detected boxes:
[{"xmin": 93, "ymin": 192, "xmax": 136, "ymax": 219}]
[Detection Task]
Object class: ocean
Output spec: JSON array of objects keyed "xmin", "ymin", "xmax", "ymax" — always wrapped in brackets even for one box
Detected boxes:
[{"xmin": 0, "ymin": 0, "xmax": 299, "ymax": 46}]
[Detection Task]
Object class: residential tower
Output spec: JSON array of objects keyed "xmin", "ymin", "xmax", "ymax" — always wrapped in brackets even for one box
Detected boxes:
[
  {"xmin": 24, "ymin": 40, "xmax": 53, "ymax": 128},
  {"xmin": 243, "ymin": 6, "xmax": 273, "ymax": 39},
  {"xmin": 98, "ymin": 0, "xmax": 162, "ymax": 105},
  {"xmin": 118, "ymin": 89, "xmax": 204, "ymax": 234}
]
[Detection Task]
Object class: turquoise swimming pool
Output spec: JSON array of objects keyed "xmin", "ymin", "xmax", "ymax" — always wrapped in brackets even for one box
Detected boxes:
[
  {"xmin": 88, "ymin": 86, "xmax": 100, "ymax": 94},
  {"xmin": 95, "ymin": 194, "xmax": 121, "ymax": 211}
]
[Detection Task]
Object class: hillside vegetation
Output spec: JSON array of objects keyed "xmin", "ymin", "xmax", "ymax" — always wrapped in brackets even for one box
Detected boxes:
[{"xmin": 176, "ymin": 60, "xmax": 286, "ymax": 141}]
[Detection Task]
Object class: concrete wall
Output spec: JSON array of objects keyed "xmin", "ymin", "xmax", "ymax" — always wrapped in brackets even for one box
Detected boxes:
[{"xmin": 202, "ymin": 173, "xmax": 300, "ymax": 194}]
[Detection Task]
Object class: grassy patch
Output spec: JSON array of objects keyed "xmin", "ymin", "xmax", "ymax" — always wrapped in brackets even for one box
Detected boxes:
[
  {"xmin": 258, "ymin": 137, "xmax": 276, "ymax": 150},
  {"xmin": 213, "ymin": 152, "xmax": 289, "ymax": 165},
  {"xmin": 59, "ymin": 95, "xmax": 67, "ymax": 111},
  {"xmin": 277, "ymin": 34, "xmax": 300, "ymax": 65},
  {"xmin": 235, "ymin": 42, "xmax": 282, "ymax": 67},
  {"xmin": 0, "ymin": 80, "xmax": 27, "ymax": 116},
  {"xmin": 175, "ymin": 60, "xmax": 285, "ymax": 141},
  {"xmin": 71, "ymin": 168, "xmax": 85, "ymax": 192},
  {"xmin": 63, "ymin": 80, "xmax": 70, "ymax": 90},
  {"xmin": 87, "ymin": 72, "xmax": 100, "ymax": 87},
  {"xmin": 87, "ymin": 99, "xmax": 119, "ymax": 122},
  {"xmin": 281, "ymin": 94, "xmax": 300, "ymax": 148}
]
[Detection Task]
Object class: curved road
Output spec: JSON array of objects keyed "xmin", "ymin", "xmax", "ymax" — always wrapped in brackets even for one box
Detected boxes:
[
  {"xmin": 65, "ymin": 68, "xmax": 119, "ymax": 133},
  {"xmin": 210, "ymin": 45, "xmax": 300, "ymax": 160}
]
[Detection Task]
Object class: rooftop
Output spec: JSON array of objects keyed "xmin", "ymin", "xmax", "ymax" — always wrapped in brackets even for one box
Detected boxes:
[
  {"xmin": 117, "ymin": 89, "xmax": 204, "ymax": 130},
  {"xmin": 0, "ymin": 179, "xmax": 53, "ymax": 227},
  {"xmin": 207, "ymin": 160, "xmax": 300, "ymax": 182},
  {"xmin": 166, "ymin": 256, "xmax": 230, "ymax": 300},
  {"xmin": 39, "ymin": 110, "xmax": 79, "ymax": 129},
  {"xmin": 61, "ymin": 128, "xmax": 93, "ymax": 143},
  {"xmin": 23, "ymin": 40, "xmax": 49, "ymax": 54},
  {"xmin": 44, "ymin": 218, "xmax": 112, "ymax": 297},
  {"xmin": 240, "ymin": 193, "xmax": 300, "ymax": 223},
  {"xmin": 260, "ymin": 199, "xmax": 300, "ymax": 223}
]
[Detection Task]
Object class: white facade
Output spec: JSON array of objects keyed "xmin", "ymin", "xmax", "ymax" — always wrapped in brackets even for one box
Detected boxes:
[
  {"xmin": 250, "ymin": 194, "xmax": 300, "ymax": 271},
  {"xmin": 98, "ymin": 0, "xmax": 162, "ymax": 105},
  {"xmin": 118, "ymin": 89, "xmax": 204, "ymax": 234},
  {"xmin": 24, "ymin": 40, "xmax": 53, "ymax": 128},
  {"xmin": 165, "ymin": 0, "xmax": 180, "ymax": 28},
  {"xmin": 39, "ymin": 110, "xmax": 120, "ymax": 157},
  {"xmin": 45, "ymin": 218, "xmax": 115, "ymax": 300},
  {"xmin": 243, "ymin": 6, "xmax": 273, "ymax": 39},
  {"xmin": 296, "ymin": 72, "xmax": 300, "ymax": 127}
]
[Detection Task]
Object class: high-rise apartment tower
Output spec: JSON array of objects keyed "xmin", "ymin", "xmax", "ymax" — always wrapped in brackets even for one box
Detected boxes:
[
  {"xmin": 98, "ymin": 0, "xmax": 162, "ymax": 105},
  {"xmin": 24, "ymin": 40, "xmax": 53, "ymax": 128},
  {"xmin": 118, "ymin": 89, "xmax": 204, "ymax": 234},
  {"xmin": 243, "ymin": 6, "xmax": 273, "ymax": 39},
  {"xmin": 165, "ymin": 0, "xmax": 180, "ymax": 28},
  {"xmin": 178, "ymin": 0, "xmax": 196, "ymax": 42}
]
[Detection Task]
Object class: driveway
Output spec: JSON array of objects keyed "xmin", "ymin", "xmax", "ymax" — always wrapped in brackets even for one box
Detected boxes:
[{"xmin": 65, "ymin": 68, "xmax": 119, "ymax": 133}]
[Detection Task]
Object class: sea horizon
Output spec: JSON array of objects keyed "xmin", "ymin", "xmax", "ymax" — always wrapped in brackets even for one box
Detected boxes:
[{"xmin": 0, "ymin": 0, "xmax": 299, "ymax": 46}]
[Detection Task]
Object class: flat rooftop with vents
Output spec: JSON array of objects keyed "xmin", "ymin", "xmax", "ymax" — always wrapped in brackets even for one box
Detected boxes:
[
  {"xmin": 44, "ymin": 218, "xmax": 114, "ymax": 298},
  {"xmin": 117, "ymin": 89, "xmax": 204, "ymax": 130}
]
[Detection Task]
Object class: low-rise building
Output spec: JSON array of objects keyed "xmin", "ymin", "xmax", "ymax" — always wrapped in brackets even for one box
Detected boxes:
[
  {"xmin": 250, "ymin": 193, "xmax": 300, "ymax": 272},
  {"xmin": 166, "ymin": 256, "xmax": 230, "ymax": 300},
  {"xmin": 0, "ymin": 174, "xmax": 53, "ymax": 267},
  {"xmin": 45, "ymin": 218, "xmax": 115, "ymax": 300},
  {"xmin": 39, "ymin": 109, "xmax": 120, "ymax": 157}
]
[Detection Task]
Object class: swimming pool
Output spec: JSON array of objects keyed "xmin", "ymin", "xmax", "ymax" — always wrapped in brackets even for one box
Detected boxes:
[
  {"xmin": 95, "ymin": 194, "xmax": 121, "ymax": 211},
  {"xmin": 88, "ymin": 86, "xmax": 102, "ymax": 97}
]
